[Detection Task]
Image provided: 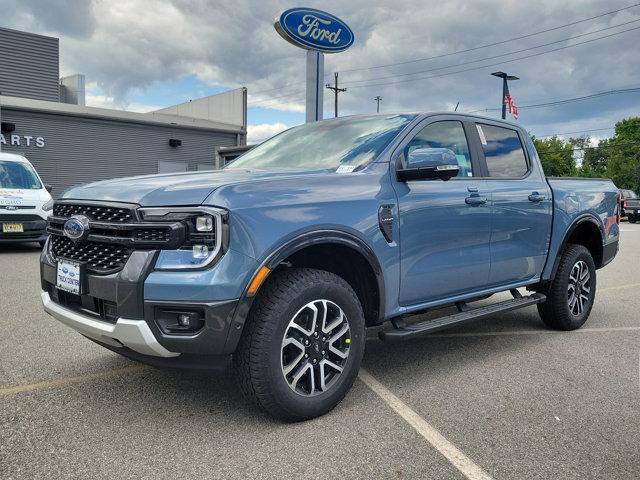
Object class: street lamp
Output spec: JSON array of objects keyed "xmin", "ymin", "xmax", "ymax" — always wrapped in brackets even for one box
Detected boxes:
[{"xmin": 491, "ymin": 71, "xmax": 519, "ymax": 120}]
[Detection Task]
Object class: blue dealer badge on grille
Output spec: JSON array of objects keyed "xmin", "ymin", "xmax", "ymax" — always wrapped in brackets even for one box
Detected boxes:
[
  {"xmin": 275, "ymin": 8, "xmax": 354, "ymax": 53},
  {"xmin": 63, "ymin": 215, "xmax": 90, "ymax": 242}
]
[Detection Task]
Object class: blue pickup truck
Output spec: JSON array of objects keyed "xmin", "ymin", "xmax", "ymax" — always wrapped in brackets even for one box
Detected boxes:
[{"xmin": 40, "ymin": 113, "xmax": 620, "ymax": 420}]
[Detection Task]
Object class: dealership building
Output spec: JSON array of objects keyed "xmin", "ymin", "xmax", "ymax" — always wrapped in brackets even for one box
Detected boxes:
[{"xmin": 0, "ymin": 27, "xmax": 248, "ymax": 196}]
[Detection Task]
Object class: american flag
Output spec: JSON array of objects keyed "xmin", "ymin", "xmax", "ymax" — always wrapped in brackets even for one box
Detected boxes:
[{"xmin": 504, "ymin": 93, "xmax": 518, "ymax": 120}]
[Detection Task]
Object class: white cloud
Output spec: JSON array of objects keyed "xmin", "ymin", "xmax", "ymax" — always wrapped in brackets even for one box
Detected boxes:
[
  {"xmin": 1, "ymin": 0, "xmax": 639, "ymax": 136},
  {"xmin": 247, "ymin": 122, "xmax": 290, "ymax": 143},
  {"xmin": 85, "ymin": 94, "xmax": 162, "ymax": 113}
]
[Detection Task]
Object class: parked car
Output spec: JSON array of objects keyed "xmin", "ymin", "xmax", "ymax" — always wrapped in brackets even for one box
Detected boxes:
[
  {"xmin": 620, "ymin": 189, "xmax": 639, "ymax": 223},
  {"xmin": 0, "ymin": 152, "xmax": 52, "ymax": 247},
  {"xmin": 39, "ymin": 113, "xmax": 620, "ymax": 421}
]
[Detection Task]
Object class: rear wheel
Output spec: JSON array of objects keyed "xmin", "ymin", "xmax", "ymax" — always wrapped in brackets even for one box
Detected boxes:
[
  {"xmin": 537, "ymin": 244, "xmax": 596, "ymax": 330},
  {"xmin": 629, "ymin": 214, "xmax": 637, "ymax": 224},
  {"xmin": 233, "ymin": 268, "xmax": 365, "ymax": 421}
]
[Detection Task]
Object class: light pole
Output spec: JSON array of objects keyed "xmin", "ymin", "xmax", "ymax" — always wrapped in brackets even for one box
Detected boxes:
[
  {"xmin": 491, "ymin": 71, "xmax": 519, "ymax": 119},
  {"xmin": 374, "ymin": 96, "xmax": 382, "ymax": 113}
]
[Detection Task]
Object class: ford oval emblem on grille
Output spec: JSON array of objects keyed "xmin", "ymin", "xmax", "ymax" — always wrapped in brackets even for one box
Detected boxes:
[{"xmin": 63, "ymin": 214, "xmax": 90, "ymax": 242}]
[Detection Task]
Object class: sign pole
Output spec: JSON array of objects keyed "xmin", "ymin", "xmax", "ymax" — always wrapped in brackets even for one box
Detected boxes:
[
  {"xmin": 275, "ymin": 8, "xmax": 354, "ymax": 123},
  {"xmin": 305, "ymin": 50, "xmax": 324, "ymax": 123}
]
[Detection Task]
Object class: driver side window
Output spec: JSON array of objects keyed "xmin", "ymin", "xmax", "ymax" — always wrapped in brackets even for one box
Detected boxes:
[{"xmin": 404, "ymin": 121, "xmax": 473, "ymax": 177}]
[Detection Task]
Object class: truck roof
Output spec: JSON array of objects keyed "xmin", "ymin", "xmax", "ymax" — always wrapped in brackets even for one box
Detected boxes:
[{"xmin": 330, "ymin": 112, "xmax": 523, "ymax": 130}]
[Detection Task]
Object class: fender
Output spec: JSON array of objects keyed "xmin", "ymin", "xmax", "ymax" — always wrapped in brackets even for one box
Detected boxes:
[
  {"xmin": 222, "ymin": 229, "xmax": 385, "ymax": 353},
  {"xmin": 545, "ymin": 214, "xmax": 604, "ymax": 282}
]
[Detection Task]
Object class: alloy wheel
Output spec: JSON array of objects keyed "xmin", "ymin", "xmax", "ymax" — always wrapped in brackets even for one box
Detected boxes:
[
  {"xmin": 567, "ymin": 260, "xmax": 591, "ymax": 316},
  {"xmin": 281, "ymin": 299, "xmax": 351, "ymax": 396}
]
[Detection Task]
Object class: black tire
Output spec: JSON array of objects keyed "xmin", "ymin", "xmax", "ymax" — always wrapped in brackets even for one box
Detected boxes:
[
  {"xmin": 537, "ymin": 244, "xmax": 596, "ymax": 330},
  {"xmin": 233, "ymin": 268, "xmax": 365, "ymax": 421},
  {"xmin": 629, "ymin": 214, "xmax": 637, "ymax": 224}
]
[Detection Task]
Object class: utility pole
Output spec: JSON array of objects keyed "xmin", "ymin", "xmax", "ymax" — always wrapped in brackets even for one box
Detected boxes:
[
  {"xmin": 374, "ymin": 96, "xmax": 382, "ymax": 113},
  {"xmin": 325, "ymin": 72, "xmax": 346, "ymax": 118},
  {"xmin": 491, "ymin": 71, "xmax": 519, "ymax": 119}
]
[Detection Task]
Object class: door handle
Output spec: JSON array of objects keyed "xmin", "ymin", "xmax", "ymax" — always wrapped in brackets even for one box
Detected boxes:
[
  {"xmin": 528, "ymin": 192, "xmax": 545, "ymax": 203},
  {"xmin": 465, "ymin": 196, "xmax": 487, "ymax": 206},
  {"xmin": 467, "ymin": 186, "xmax": 479, "ymax": 193}
]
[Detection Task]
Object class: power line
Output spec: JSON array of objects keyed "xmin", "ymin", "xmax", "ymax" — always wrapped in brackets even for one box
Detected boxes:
[
  {"xmin": 347, "ymin": 25, "xmax": 640, "ymax": 90},
  {"xmin": 469, "ymin": 86, "xmax": 640, "ymax": 113},
  {"xmin": 341, "ymin": 18, "xmax": 640, "ymax": 86},
  {"xmin": 537, "ymin": 127, "xmax": 615, "ymax": 138},
  {"xmin": 337, "ymin": 2, "xmax": 640, "ymax": 74},
  {"xmin": 243, "ymin": 2, "xmax": 640, "ymax": 102},
  {"xmin": 248, "ymin": 89, "xmax": 305, "ymax": 106}
]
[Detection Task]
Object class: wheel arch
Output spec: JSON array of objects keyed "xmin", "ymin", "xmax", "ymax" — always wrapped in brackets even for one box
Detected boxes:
[
  {"xmin": 224, "ymin": 230, "xmax": 385, "ymax": 352},
  {"xmin": 549, "ymin": 215, "xmax": 604, "ymax": 281}
]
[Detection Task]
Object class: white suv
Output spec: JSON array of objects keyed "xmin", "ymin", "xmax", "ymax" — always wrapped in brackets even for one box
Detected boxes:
[{"xmin": 0, "ymin": 152, "xmax": 53, "ymax": 246}]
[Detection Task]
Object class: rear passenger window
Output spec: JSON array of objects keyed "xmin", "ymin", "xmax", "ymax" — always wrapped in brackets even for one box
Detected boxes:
[
  {"xmin": 404, "ymin": 121, "xmax": 473, "ymax": 177},
  {"xmin": 477, "ymin": 124, "xmax": 528, "ymax": 178}
]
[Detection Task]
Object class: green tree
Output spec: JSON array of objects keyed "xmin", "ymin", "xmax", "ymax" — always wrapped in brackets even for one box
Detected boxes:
[
  {"xmin": 580, "ymin": 137, "xmax": 611, "ymax": 177},
  {"xmin": 605, "ymin": 117, "xmax": 640, "ymax": 192},
  {"xmin": 532, "ymin": 136, "xmax": 576, "ymax": 176}
]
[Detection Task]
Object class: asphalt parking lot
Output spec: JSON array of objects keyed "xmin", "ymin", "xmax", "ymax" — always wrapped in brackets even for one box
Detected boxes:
[{"xmin": 1, "ymin": 224, "xmax": 639, "ymax": 480}]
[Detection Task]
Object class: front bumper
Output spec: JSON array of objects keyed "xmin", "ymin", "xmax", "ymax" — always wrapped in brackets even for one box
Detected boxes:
[
  {"xmin": 41, "ymin": 290, "xmax": 178, "ymax": 357},
  {"xmin": 40, "ymin": 242, "xmax": 247, "ymax": 358}
]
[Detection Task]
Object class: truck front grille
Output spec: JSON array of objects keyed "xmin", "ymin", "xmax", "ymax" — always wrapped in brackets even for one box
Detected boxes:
[
  {"xmin": 53, "ymin": 203, "xmax": 135, "ymax": 223},
  {"xmin": 51, "ymin": 235, "xmax": 131, "ymax": 274}
]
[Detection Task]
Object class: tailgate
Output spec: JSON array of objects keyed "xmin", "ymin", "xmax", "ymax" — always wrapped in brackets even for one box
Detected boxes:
[{"xmin": 626, "ymin": 199, "xmax": 640, "ymax": 209}]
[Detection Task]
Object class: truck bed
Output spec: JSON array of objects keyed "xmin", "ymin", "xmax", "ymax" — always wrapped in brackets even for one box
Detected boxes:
[{"xmin": 542, "ymin": 177, "xmax": 620, "ymax": 280}]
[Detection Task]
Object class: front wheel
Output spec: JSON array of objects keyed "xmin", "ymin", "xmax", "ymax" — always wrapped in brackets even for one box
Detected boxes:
[
  {"xmin": 233, "ymin": 268, "xmax": 365, "ymax": 421},
  {"xmin": 537, "ymin": 244, "xmax": 596, "ymax": 330}
]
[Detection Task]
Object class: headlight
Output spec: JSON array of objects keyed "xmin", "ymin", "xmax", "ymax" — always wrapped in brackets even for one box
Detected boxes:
[
  {"xmin": 42, "ymin": 199, "xmax": 54, "ymax": 211},
  {"xmin": 139, "ymin": 207, "xmax": 227, "ymax": 270}
]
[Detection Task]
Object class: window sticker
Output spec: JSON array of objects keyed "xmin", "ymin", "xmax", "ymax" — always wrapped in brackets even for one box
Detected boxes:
[
  {"xmin": 336, "ymin": 165, "xmax": 356, "ymax": 173},
  {"xmin": 476, "ymin": 124, "xmax": 487, "ymax": 145}
]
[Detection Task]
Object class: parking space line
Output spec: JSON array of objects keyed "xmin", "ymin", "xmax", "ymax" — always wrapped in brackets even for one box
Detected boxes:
[
  {"xmin": 0, "ymin": 365, "xmax": 148, "ymax": 396},
  {"xmin": 359, "ymin": 368, "xmax": 494, "ymax": 480},
  {"xmin": 600, "ymin": 282, "xmax": 640, "ymax": 292}
]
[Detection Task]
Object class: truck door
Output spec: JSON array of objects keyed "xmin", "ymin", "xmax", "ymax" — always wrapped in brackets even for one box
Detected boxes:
[
  {"xmin": 393, "ymin": 117, "xmax": 492, "ymax": 306},
  {"xmin": 473, "ymin": 122, "xmax": 552, "ymax": 286}
]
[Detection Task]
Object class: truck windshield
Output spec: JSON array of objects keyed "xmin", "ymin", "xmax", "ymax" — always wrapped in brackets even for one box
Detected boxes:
[
  {"xmin": 622, "ymin": 189, "xmax": 637, "ymax": 199},
  {"xmin": 0, "ymin": 160, "xmax": 42, "ymax": 189},
  {"xmin": 226, "ymin": 114, "xmax": 415, "ymax": 171}
]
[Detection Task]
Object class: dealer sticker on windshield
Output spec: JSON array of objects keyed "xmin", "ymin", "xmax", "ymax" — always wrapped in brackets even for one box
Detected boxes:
[
  {"xmin": 57, "ymin": 259, "xmax": 81, "ymax": 295},
  {"xmin": 336, "ymin": 165, "xmax": 357, "ymax": 173}
]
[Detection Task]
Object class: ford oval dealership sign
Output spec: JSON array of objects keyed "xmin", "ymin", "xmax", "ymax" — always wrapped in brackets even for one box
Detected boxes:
[{"xmin": 275, "ymin": 8, "xmax": 354, "ymax": 53}]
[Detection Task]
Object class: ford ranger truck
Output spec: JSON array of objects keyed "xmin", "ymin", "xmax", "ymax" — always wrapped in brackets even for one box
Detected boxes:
[{"xmin": 40, "ymin": 113, "xmax": 620, "ymax": 421}]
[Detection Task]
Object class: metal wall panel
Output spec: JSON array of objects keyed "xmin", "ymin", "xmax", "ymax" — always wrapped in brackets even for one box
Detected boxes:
[
  {"xmin": 0, "ymin": 28, "xmax": 60, "ymax": 102},
  {"xmin": 0, "ymin": 108, "xmax": 239, "ymax": 196}
]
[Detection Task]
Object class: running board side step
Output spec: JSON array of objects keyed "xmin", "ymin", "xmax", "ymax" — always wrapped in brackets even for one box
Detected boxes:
[{"xmin": 379, "ymin": 292, "xmax": 546, "ymax": 342}]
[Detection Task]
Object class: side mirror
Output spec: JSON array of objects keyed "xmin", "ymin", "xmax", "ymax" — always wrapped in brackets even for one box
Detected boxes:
[
  {"xmin": 397, "ymin": 148, "xmax": 460, "ymax": 182},
  {"xmin": 44, "ymin": 184, "xmax": 53, "ymax": 193}
]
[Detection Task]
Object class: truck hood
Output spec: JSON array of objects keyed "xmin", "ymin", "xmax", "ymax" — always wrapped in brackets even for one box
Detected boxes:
[{"xmin": 60, "ymin": 169, "xmax": 317, "ymax": 206}]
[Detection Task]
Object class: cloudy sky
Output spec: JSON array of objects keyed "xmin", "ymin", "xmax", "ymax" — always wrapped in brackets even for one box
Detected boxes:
[{"xmin": 1, "ymin": 0, "xmax": 639, "ymax": 143}]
